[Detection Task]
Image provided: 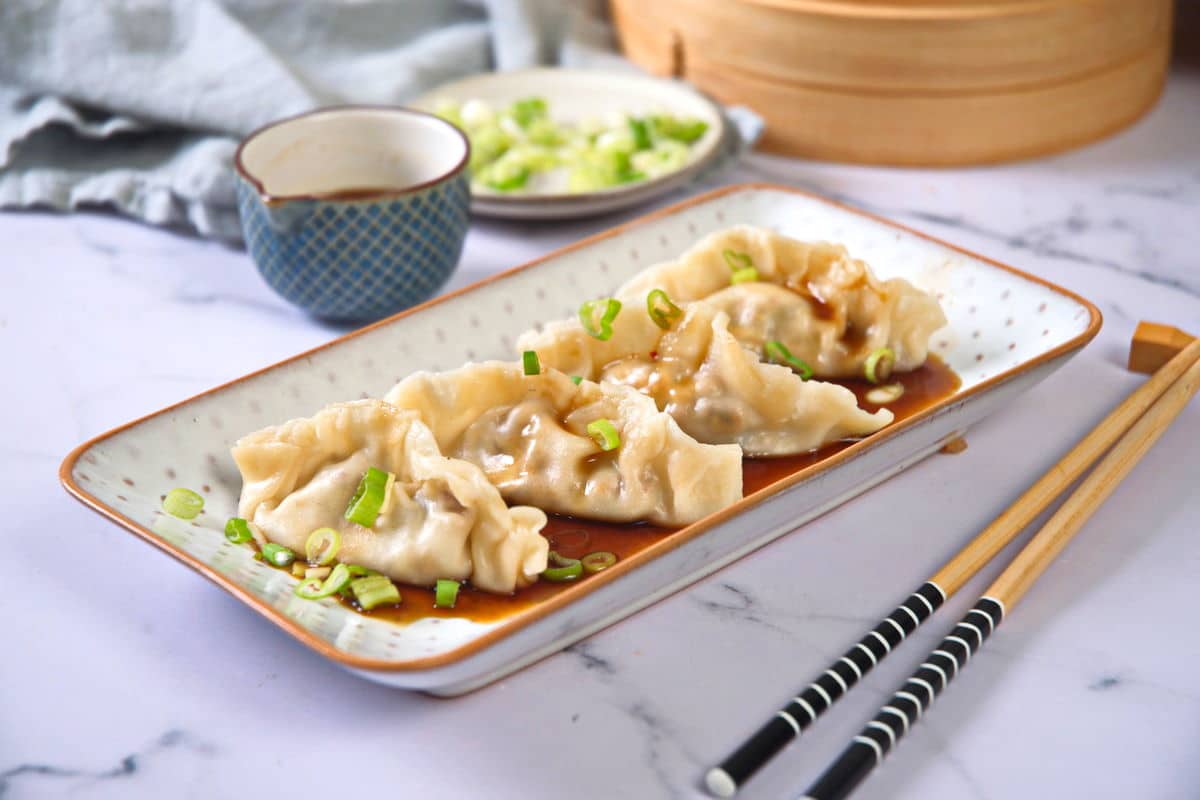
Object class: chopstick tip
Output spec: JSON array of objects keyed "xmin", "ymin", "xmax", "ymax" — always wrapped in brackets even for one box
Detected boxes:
[{"xmin": 704, "ymin": 767, "xmax": 738, "ymax": 798}]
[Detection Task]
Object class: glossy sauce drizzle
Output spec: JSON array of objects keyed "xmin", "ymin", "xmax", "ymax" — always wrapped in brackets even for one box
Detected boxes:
[{"xmin": 351, "ymin": 355, "xmax": 962, "ymax": 625}]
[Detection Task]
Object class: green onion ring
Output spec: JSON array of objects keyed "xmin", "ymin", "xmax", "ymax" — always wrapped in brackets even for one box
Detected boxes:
[
  {"xmin": 162, "ymin": 488, "xmax": 204, "ymax": 520},
  {"xmin": 586, "ymin": 418, "xmax": 621, "ymax": 451},
  {"xmin": 435, "ymin": 579, "xmax": 461, "ymax": 608},
  {"xmin": 646, "ymin": 289, "xmax": 683, "ymax": 330},
  {"xmin": 581, "ymin": 551, "xmax": 618, "ymax": 574},
  {"xmin": 579, "ymin": 298, "xmax": 622, "ymax": 341},
  {"xmin": 764, "ymin": 340, "xmax": 814, "ymax": 380},
  {"xmin": 260, "ymin": 542, "xmax": 296, "ymax": 568},
  {"xmin": 224, "ymin": 517, "xmax": 253, "ymax": 544},
  {"xmin": 294, "ymin": 563, "xmax": 352, "ymax": 600},
  {"xmin": 347, "ymin": 564, "xmax": 383, "ymax": 578},
  {"xmin": 542, "ymin": 551, "xmax": 583, "ymax": 582},
  {"xmin": 305, "ymin": 527, "xmax": 341, "ymax": 566},
  {"xmin": 344, "ymin": 466, "xmax": 392, "ymax": 528},
  {"xmin": 864, "ymin": 347, "xmax": 896, "ymax": 385},
  {"xmin": 722, "ymin": 249, "xmax": 754, "ymax": 271},
  {"xmin": 730, "ymin": 267, "xmax": 759, "ymax": 284},
  {"xmin": 570, "ymin": 375, "xmax": 583, "ymax": 385}
]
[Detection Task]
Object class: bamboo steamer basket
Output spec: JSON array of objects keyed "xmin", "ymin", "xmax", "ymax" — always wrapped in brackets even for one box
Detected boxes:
[{"xmin": 611, "ymin": 0, "xmax": 1173, "ymax": 165}]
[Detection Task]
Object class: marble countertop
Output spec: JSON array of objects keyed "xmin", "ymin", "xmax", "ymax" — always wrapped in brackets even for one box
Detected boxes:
[{"xmin": 6, "ymin": 53, "xmax": 1200, "ymax": 800}]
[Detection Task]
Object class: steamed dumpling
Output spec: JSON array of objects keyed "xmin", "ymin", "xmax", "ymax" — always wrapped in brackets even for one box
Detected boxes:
[
  {"xmin": 618, "ymin": 226, "xmax": 947, "ymax": 378},
  {"xmin": 598, "ymin": 303, "xmax": 892, "ymax": 455},
  {"xmin": 384, "ymin": 362, "xmax": 743, "ymax": 526},
  {"xmin": 232, "ymin": 399, "xmax": 548, "ymax": 594}
]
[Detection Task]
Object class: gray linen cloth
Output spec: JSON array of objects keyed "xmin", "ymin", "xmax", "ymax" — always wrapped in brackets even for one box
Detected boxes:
[{"xmin": 0, "ymin": 0, "xmax": 756, "ymax": 241}]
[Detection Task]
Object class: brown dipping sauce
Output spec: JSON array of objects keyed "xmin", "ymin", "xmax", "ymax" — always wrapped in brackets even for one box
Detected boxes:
[{"xmin": 345, "ymin": 354, "xmax": 962, "ymax": 626}]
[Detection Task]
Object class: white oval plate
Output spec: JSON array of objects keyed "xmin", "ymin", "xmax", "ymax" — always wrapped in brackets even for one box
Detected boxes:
[
  {"xmin": 61, "ymin": 185, "xmax": 1100, "ymax": 695},
  {"xmin": 409, "ymin": 68, "xmax": 728, "ymax": 220}
]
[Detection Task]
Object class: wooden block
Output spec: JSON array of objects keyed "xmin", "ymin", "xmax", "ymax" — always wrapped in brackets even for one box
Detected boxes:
[{"xmin": 1128, "ymin": 322, "xmax": 1196, "ymax": 375}]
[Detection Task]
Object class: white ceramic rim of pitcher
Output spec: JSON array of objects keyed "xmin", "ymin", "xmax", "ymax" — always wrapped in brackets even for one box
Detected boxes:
[{"xmin": 234, "ymin": 105, "xmax": 471, "ymax": 203}]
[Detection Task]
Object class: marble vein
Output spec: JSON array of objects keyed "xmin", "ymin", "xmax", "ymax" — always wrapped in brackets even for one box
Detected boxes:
[
  {"xmin": 690, "ymin": 581, "xmax": 791, "ymax": 636},
  {"xmin": 0, "ymin": 730, "xmax": 215, "ymax": 797}
]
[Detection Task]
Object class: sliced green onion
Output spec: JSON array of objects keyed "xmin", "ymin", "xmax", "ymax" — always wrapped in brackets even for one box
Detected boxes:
[
  {"xmin": 723, "ymin": 250, "xmax": 758, "ymax": 284},
  {"xmin": 523, "ymin": 350, "xmax": 541, "ymax": 375},
  {"xmin": 586, "ymin": 418, "xmax": 621, "ymax": 451},
  {"xmin": 162, "ymin": 488, "xmax": 204, "ymax": 520},
  {"xmin": 479, "ymin": 160, "xmax": 530, "ymax": 191},
  {"xmin": 294, "ymin": 563, "xmax": 352, "ymax": 600},
  {"xmin": 730, "ymin": 267, "xmax": 759, "ymax": 284},
  {"xmin": 864, "ymin": 347, "xmax": 896, "ymax": 385},
  {"xmin": 351, "ymin": 575, "xmax": 402, "ymax": 610},
  {"xmin": 581, "ymin": 551, "xmax": 617, "ymax": 574},
  {"xmin": 435, "ymin": 579, "xmax": 461, "ymax": 608},
  {"xmin": 628, "ymin": 117, "xmax": 653, "ymax": 150},
  {"xmin": 579, "ymin": 298, "xmax": 622, "ymax": 341},
  {"xmin": 866, "ymin": 382, "xmax": 906, "ymax": 405},
  {"xmin": 304, "ymin": 527, "xmax": 341, "ymax": 566},
  {"xmin": 646, "ymin": 288, "xmax": 683, "ymax": 330},
  {"xmin": 344, "ymin": 467, "xmax": 393, "ymax": 528},
  {"xmin": 347, "ymin": 564, "xmax": 383, "ymax": 578},
  {"xmin": 723, "ymin": 249, "xmax": 754, "ymax": 271},
  {"xmin": 650, "ymin": 115, "xmax": 709, "ymax": 144},
  {"xmin": 764, "ymin": 340, "xmax": 814, "ymax": 380},
  {"xmin": 261, "ymin": 542, "xmax": 295, "ymax": 568},
  {"xmin": 510, "ymin": 97, "xmax": 548, "ymax": 128},
  {"xmin": 541, "ymin": 551, "xmax": 583, "ymax": 582},
  {"xmin": 570, "ymin": 375, "xmax": 583, "ymax": 385},
  {"xmin": 224, "ymin": 517, "xmax": 253, "ymax": 544}
]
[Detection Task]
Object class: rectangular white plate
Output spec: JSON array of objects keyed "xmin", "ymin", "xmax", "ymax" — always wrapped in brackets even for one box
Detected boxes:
[{"xmin": 61, "ymin": 184, "xmax": 1100, "ymax": 695}]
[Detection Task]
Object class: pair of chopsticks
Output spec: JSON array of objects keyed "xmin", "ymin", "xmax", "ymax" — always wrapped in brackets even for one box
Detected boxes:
[{"xmin": 706, "ymin": 323, "xmax": 1200, "ymax": 800}]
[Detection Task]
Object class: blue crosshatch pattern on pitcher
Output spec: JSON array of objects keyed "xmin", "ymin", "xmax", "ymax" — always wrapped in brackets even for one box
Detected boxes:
[{"xmin": 237, "ymin": 174, "xmax": 470, "ymax": 321}]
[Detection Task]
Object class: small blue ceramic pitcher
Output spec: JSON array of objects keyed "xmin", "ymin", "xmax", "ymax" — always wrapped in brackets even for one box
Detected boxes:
[{"xmin": 235, "ymin": 106, "xmax": 470, "ymax": 322}]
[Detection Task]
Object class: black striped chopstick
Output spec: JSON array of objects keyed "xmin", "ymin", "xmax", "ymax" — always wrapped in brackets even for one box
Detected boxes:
[
  {"xmin": 704, "ymin": 583, "xmax": 946, "ymax": 798},
  {"xmin": 801, "ymin": 350, "xmax": 1200, "ymax": 800},
  {"xmin": 705, "ymin": 336, "xmax": 1200, "ymax": 798}
]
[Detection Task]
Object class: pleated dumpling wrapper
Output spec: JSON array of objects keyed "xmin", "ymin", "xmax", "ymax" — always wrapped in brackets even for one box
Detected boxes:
[
  {"xmin": 516, "ymin": 301, "xmax": 892, "ymax": 456},
  {"xmin": 599, "ymin": 302, "xmax": 893, "ymax": 455},
  {"xmin": 618, "ymin": 225, "xmax": 947, "ymax": 379},
  {"xmin": 384, "ymin": 363, "xmax": 743, "ymax": 526},
  {"xmin": 232, "ymin": 399, "xmax": 548, "ymax": 594}
]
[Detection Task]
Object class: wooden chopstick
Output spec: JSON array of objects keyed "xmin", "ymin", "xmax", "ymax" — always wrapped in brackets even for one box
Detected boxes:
[
  {"xmin": 799, "ymin": 346, "xmax": 1200, "ymax": 800},
  {"xmin": 705, "ymin": 336, "xmax": 1200, "ymax": 798}
]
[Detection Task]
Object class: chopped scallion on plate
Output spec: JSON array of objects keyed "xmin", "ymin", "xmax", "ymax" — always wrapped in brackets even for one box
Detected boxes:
[
  {"xmin": 579, "ymin": 298, "xmax": 622, "ymax": 341},
  {"xmin": 764, "ymin": 340, "xmax": 814, "ymax": 380},
  {"xmin": 542, "ymin": 551, "xmax": 583, "ymax": 582},
  {"xmin": 162, "ymin": 488, "xmax": 204, "ymax": 519},
  {"xmin": 305, "ymin": 527, "xmax": 341, "ymax": 566},
  {"xmin": 351, "ymin": 575, "xmax": 401, "ymax": 610},
  {"xmin": 864, "ymin": 347, "xmax": 896, "ymax": 385},
  {"xmin": 581, "ymin": 551, "xmax": 618, "ymax": 574},
  {"xmin": 523, "ymin": 350, "xmax": 541, "ymax": 375},
  {"xmin": 224, "ymin": 517, "xmax": 253, "ymax": 544},
  {"xmin": 261, "ymin": 542, "xmax": 295, "ymax": 568},
  {"xmin": 294, "ymin": 563, "xmax": 352, "ymax": 599},
  {"xmin": 587, "ymin": 418, "xmax": 621, "ymax": 451},
  {"xmin": 434, "ymin": 97, "xmax": 710, "ymax": 195},
  {"xmin": 435, "ymin": 579, "xmax": 461, "ymax": 608},
  {"xmin": 345, "ymin": 467, "xmax": 393, "ymax": 528},
  {"xmin": 646, "ymin": 288, "xmax": 683, "ymax": 329}
]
